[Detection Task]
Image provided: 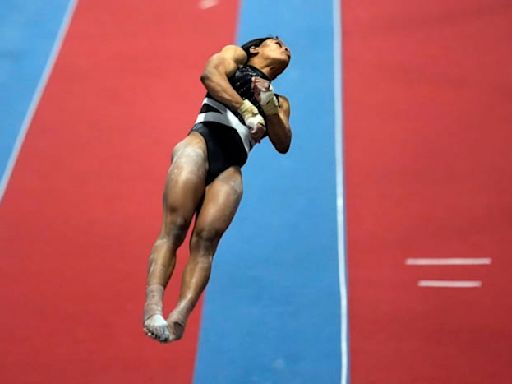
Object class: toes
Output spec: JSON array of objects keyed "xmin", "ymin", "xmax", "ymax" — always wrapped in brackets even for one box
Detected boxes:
[
  {"xmin": 155, "ymin": 326, "xmax": 170, "ymax": 342},
  {"xmin": 144, "ymin": 315, "xmax": 170, "ymax": 340},
  {"xmin": 143, "ymin": 324, "xmax": 170, "ymax": 342}
]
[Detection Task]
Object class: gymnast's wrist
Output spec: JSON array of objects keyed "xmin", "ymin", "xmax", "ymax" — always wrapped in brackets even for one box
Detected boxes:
[{"xmin": 237, "ymin": 99, "xmax": 258, "ymax": 119}]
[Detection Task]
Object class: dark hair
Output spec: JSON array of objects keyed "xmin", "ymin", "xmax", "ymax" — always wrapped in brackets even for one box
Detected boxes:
[{"xmin": 241, "ymin": 36, "xmax": 278, "ymax": 59}]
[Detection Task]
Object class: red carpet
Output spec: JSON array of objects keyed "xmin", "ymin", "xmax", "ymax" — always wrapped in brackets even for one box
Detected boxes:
[
  {"xmin": 0, "ymin": 1, "xmax": 239, "ymax": 383},
  {"xmin": 344, "ymin": 1, "xmax": 512, "ymax": 383}
]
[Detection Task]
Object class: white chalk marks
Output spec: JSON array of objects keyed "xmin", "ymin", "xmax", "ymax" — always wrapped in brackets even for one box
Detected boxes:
[{"xmin": 199, "ymin": 0, "xmax": 219, "ymax": 10}]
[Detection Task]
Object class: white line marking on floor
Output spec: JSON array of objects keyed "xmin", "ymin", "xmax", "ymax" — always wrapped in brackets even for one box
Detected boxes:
[
  {"xmin": 333, "ymin": 0, "xmax": 348, "ymax": 383},
  {"xmin": 418, "ymin": 280, "xmax": 482, "ymax": 288},
  {"xmin": 0, "ymin": 0, "xmax": 79, "ymax": 203},
  {"xmin": 406, "ymin": 258, "xmax": 492, "ymax": 266}
]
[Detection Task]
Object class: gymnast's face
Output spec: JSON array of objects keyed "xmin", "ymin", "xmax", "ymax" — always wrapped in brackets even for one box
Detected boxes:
[{"xmin": 252, "ymin": 38, "xmax": 291, "ymax": 69}]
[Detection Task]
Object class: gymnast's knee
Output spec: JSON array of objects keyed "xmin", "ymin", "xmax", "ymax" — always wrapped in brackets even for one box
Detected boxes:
[
  {"xmin": 161, "ymin": 215, "xmax": 190, "ymax": 246},
  {"xmin": 191, "ymin": 226, "xmax": 223, "ymax": 251}
]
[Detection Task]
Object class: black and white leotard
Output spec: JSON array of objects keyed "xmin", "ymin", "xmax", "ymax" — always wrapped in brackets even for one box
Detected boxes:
[{"xmin": 190, "ymin": 65, "xmax": 274, "ymax": 184}]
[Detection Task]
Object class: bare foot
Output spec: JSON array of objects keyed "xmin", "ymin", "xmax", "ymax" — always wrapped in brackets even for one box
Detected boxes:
[
  {"xmin": 166, "ymin": 304, "xmax": 189, "ymax": 342},
  {"xmin": 167, "ymin": 317, "xmax": 185, "ymax": 341},
  {"xmin": 143, "ymin": 284, "xmax": 169, "ymax": 343},
  {"xmin": 143, "ymin": 314, "xmax": 170, "ymax": 343}
]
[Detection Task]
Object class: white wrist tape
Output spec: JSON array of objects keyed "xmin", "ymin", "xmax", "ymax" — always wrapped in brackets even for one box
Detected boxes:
[
  {"xmin": 259, "ymin": 85, "xmax": 279, "ymax": 115},
  {"xmin": 238, "ymin": 99, "xmax": 266, "ymax": 132}
]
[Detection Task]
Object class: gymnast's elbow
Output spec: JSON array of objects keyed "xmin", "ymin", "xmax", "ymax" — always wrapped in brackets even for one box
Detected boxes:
[
  {"xmin": 199, "ymin": 72, "xmax": 210, "ymax": 85},
  {"xmin": 274, "ymin": 140, "xmax": 291, "ymax": 154}
]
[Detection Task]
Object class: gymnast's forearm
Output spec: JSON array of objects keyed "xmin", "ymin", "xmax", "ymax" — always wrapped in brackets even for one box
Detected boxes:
[{"xmin": 266, "ymin": 113, "xmax": 291, "ymax": 154}]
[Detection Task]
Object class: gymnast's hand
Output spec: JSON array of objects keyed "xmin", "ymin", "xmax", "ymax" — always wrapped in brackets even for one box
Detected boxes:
[
  {"xmin": 237, "ymin": 99, "xmax": 266, "ymax": 142},
  {"xmin": 252, "ymin": 76, "xmax": 279, "ymax": 115}
]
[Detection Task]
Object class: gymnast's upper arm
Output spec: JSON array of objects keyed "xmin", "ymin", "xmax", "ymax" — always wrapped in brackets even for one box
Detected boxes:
[{"xmin": 200, "ymin": 45, "xmax": 247, "ymax": 81}]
